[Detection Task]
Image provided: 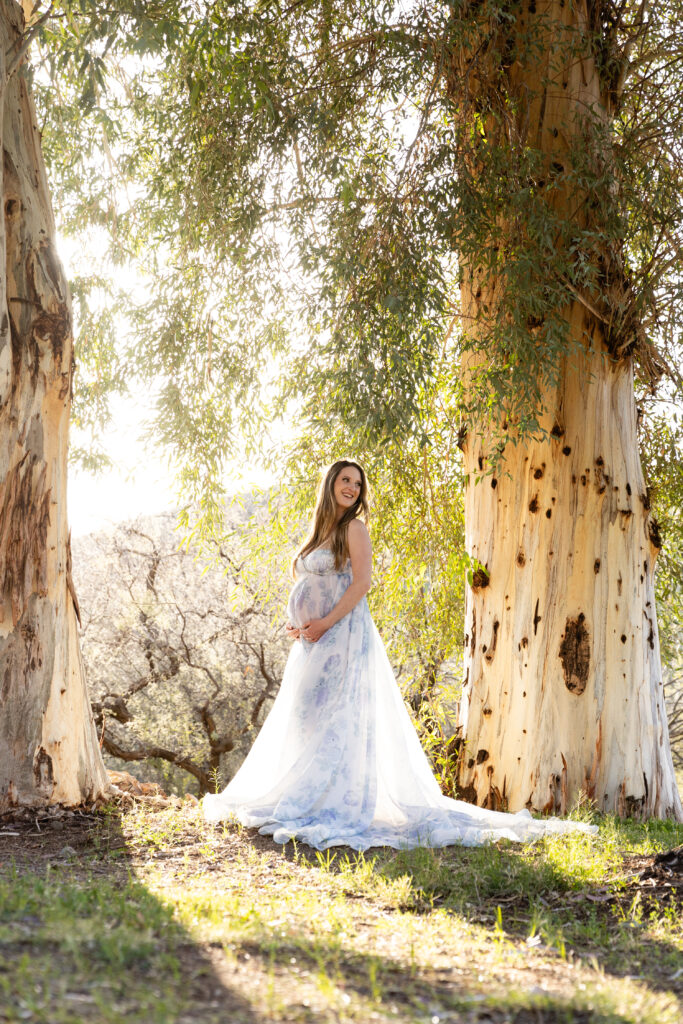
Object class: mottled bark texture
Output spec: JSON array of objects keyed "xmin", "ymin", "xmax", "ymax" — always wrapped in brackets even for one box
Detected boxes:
[
  {"xmin": 0, "ymin": 0, "xmax": 108, "ymax": 808},
  {"xmin": 456, "ymin": 1, "xmax": 682, "ymax": 819}
]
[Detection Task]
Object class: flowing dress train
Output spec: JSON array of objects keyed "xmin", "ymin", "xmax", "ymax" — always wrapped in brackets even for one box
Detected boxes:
[{"xmin": 202, "ymin": 548, "xmax": 597, "ymax": 849}]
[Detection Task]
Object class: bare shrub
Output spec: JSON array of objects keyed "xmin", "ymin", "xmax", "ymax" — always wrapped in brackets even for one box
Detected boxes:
[{"xmin": 73, "ymin": 513, "xmax": 288, "ymax": 795}]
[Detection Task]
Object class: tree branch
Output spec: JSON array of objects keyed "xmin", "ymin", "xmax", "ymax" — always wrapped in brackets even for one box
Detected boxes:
[
  {"xmin": 99, "ymin": 721, "xmax": 210, "ymax": 791},
  {"xmin": 6, "ymin": 3, "xmax": 55, "ymax": 81}
]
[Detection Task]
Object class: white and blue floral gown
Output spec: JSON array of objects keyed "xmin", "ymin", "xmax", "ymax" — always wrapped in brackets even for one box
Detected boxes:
[{"xmin": 203, "ymin": 547, "xmax": 595, "ymax": 849}]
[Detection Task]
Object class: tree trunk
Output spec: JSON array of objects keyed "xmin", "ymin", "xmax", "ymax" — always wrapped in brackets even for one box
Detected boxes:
[
  {"xmin": 0, "ymin": 0, "xmax": 109, "ymax": 809},
  {"xmin": 456, "ymin": 0, "xmax": 683, "ymax": 819}
]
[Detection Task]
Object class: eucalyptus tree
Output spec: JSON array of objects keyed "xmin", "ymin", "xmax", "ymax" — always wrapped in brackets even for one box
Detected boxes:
[
  {"xmin": 0, "ymin": 0, "xmax": 109, "ymax": 809},
  {"xmin": 452, "ymin": 1, "xmax": 683, "ymax": 818}
]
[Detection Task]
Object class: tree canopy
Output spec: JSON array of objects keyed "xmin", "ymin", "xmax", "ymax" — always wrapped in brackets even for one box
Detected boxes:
[{"xmin": 27, "ymin": 0, "xmax": 683, "ymax": 697}]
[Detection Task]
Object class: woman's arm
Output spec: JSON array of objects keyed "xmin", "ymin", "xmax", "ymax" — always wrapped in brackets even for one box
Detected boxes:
[{"xmin": 301, "ymin": 520, "xmax": 372, "ymax": 642}]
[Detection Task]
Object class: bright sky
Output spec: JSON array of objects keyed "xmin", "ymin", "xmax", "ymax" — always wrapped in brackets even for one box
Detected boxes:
[
  {"xmin": 68, "ymin": 392, "xmax": 178, "ymax": 537},
  {"xmin": 62, "ymin": 234, "xmax": 273, "ymax": 537},
  {"xmin": 68, "ymin": 392, "xmax": 276, "ymax": 537},
  {"xmin": 68, "ymin": 392, "xmax": 276, "ymax": 538},
  {"xmin": 62, "ymin": 221, "xmax": 179, "ymax": 536}
]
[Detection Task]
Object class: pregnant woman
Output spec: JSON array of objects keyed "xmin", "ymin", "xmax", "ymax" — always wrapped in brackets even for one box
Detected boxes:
[{"xmin": 203, "ymin": 459, "xmax": 595, "ymax": 849}]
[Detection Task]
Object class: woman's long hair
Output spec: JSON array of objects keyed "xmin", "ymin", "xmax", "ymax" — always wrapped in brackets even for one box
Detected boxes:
[{"xmin": 295, "ymin": 459, "xmax": 369, "ymax": 572}]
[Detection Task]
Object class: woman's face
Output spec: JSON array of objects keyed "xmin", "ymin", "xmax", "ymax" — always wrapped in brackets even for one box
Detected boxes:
[{"xmin": 333, "ymin": 465, "xmax": 363, "ymax": 515}]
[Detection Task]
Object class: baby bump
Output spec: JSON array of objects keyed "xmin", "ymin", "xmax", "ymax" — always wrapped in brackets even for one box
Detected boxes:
[{"xmin": 287, "ymin": 574, "xmax": 348, "ymax": 627}]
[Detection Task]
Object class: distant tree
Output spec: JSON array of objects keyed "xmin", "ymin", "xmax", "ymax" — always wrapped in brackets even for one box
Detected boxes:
[{"xmin": 75, "ymin": 516, "xmax": 288, "ymax": 795}]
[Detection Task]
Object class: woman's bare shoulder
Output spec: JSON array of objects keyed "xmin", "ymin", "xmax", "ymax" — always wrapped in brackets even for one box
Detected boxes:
[{"xmin": 347, "ymin": 518, "xmax": 371, "ymax": 542}]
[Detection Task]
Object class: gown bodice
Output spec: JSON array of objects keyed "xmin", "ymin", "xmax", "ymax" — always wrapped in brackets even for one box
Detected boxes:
[{"xmin": 294, "ymin": 546, "xmax": 349, "ymax": 576}]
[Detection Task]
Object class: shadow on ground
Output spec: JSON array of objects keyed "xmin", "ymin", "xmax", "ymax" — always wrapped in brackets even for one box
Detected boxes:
[{"xmin": 0, "ymin": 802, "xmax": 258, "ymax": 1024}]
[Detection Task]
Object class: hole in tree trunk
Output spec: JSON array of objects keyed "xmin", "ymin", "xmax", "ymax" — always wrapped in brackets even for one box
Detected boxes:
[
  {"xmin": 33, "ymin": 747, "xmax": 54, "ymax": 792},
  {"xmin": 559, "ymin": 614, "xmax": 590, "ymax": 695},
  {"xmin": 471, "ymin": 568, "xmax": 489, "ymax": 589},
  {"xmin": 648, "ymin": 517, "xmax": 662, "ymax": 549},
  {"xmin": 484, "ymin": 620, "xmax": 499, "ymax": 663}
]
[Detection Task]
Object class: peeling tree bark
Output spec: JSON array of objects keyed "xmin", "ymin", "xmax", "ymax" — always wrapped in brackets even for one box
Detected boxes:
[
  {"xmin": 456, "ymin": 0, "xmax": 682, "ymax": 820},
  {"xmin": 0, "ymin": 0, "xmax": 108, "ymax": 809}
]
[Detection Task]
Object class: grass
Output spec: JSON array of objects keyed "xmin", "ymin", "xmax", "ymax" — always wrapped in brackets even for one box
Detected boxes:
[{"xmin": 0, "ymin": 801, "xmax": 681, "ymax": 1023}]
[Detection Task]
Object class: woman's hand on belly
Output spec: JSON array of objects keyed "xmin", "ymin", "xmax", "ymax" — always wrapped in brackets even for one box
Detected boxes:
[
  {"xmin": 301, "ymin": 617, "xmax": 330, "ymax": 643},
  {"xmin": 285, "ymin": 622, "xmax": 301, "ymax": 641}
]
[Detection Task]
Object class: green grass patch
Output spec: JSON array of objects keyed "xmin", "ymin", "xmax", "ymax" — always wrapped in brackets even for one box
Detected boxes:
[
  {"xmin": 0, "ymin": 803, "xmax": 681, "ymax": 1023},
  {"xmin": 0, "ymin": 869, "xmax": 190, "ymax": 1022}
]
